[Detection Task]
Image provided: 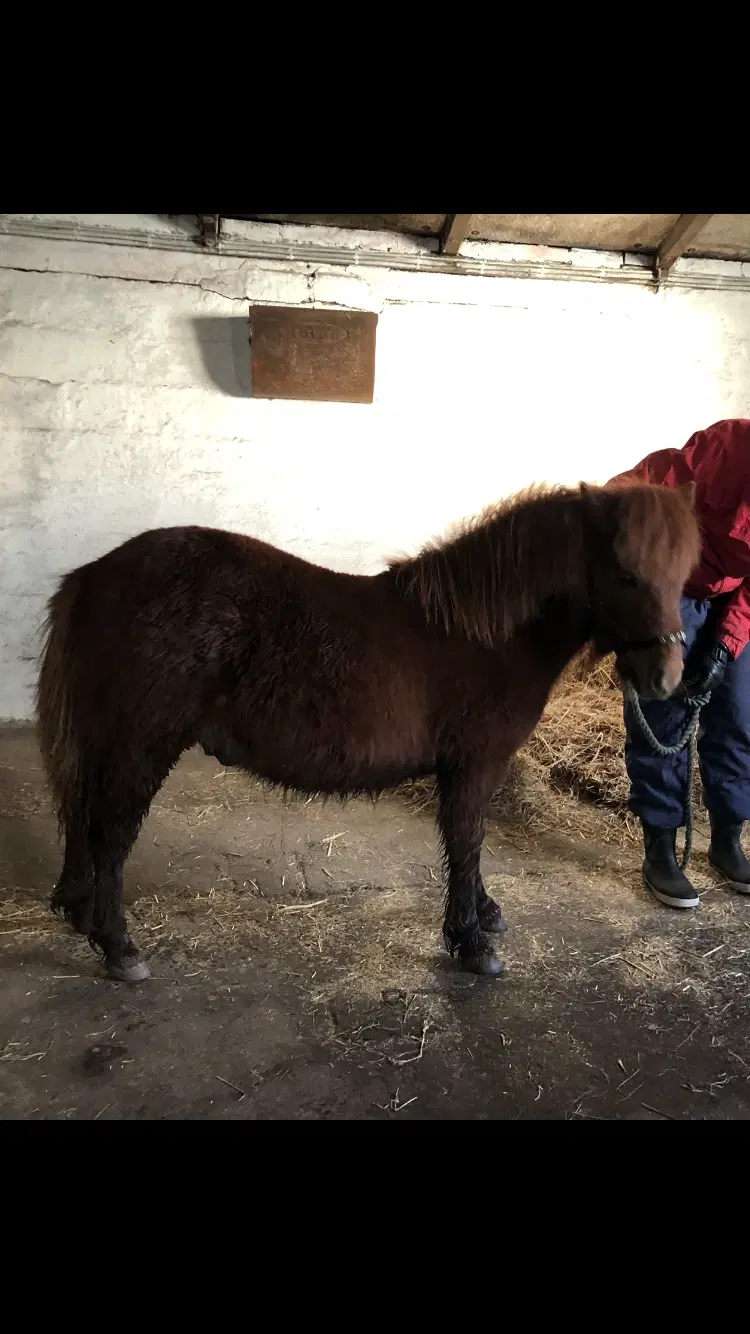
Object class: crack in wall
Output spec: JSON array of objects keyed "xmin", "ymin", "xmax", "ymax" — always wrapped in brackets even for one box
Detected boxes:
[{"xmin": 0, "ymin": 263, "xmax": 374, "ymax": 311}]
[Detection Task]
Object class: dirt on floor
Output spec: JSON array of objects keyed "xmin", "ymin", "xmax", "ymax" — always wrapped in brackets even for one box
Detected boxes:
[{"xmin": 1, "ymin": 724, "xmax": 749, "ymax": 1120}]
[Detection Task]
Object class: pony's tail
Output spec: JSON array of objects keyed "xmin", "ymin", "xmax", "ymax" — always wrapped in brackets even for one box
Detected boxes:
[{"xmin": 36, "ymin": 572, "xmax": 86, "ymax": 833}]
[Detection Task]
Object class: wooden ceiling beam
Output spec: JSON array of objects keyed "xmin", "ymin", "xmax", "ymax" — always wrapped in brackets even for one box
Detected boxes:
[
  {"xmin": 199, "ymin": 214, "xmax": 221, "ymax": 247},
  {"xmin": 440, "ymin": 213, "xmax": 472, "ymax": 256},
  {"xmin": 655, "ymin": 214, "xmax": 713, "ymax": 281}
]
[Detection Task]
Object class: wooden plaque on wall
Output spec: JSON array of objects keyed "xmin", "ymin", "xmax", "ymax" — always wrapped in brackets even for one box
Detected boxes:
[{"xmin": 249, "ymin": 306, "xmax": 377, "ymax": 403}]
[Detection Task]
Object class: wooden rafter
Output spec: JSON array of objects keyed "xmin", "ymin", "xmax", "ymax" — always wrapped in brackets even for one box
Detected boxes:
[
  {"xmin": 655, "ymin": 214, "xmax": 713, "ymax": 281},
  {"xmin": 440, "ymin": 213, "xmax": 472, "ymax": 256},
  {"xmin": 199, "ymin": 214, "xmax": 221, "ymax": 247}
]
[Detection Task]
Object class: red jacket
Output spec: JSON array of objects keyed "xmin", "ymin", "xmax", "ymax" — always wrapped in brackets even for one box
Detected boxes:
[{"xmin": 608, "ymin": 419, "xmax": 750, "ymax": 659}]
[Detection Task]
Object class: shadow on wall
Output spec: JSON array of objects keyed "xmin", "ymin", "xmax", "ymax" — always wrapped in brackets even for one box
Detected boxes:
[{"xmin": 191, "ymin": 316, "xmax": 252, "ymax": 397}]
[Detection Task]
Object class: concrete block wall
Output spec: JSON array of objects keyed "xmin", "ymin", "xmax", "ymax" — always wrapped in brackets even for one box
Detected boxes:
[{"xmin": 2, "ymin": 220, "xmax": 750, "ymax": 719}]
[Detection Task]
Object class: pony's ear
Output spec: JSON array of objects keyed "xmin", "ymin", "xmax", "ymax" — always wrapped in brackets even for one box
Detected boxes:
[
  {"xmin": 680, "ymin": 480, "xmax": 697, "ymax": 510},
  {"xmin": 580, "ymin": 482, "xmax": 616, "ymax": 534}
]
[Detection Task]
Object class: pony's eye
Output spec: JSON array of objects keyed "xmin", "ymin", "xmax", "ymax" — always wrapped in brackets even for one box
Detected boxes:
[{"xmin": 619, "ymin": 571, "xmax": 638, "ymax": 588}]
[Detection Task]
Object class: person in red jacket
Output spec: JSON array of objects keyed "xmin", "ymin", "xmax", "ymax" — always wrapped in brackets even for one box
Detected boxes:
[{"xmin": 609, "ymin": 419, "xmax": 750, "ymax": 908}]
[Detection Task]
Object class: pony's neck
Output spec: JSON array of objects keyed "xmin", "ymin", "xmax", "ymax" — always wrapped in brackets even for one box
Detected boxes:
[
  {"xmin": 523, "ymin": 590, "xmax": 594, "ymax": 680},
  {"xmin": 390, "ymin": 488, "xmax": 587, "ymax": 647}
]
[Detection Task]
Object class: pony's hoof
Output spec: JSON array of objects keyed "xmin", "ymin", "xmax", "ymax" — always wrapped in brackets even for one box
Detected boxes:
[
  {"xmin": 106, "ymin": 956, "xmax": 151, "ymax": 983},
  {"xmin": 478, "ymin": 898, "xmax": 509, "ymax": 935},
  {"xmin": 465, "ymin": 950, "xmax": 504, "ymax": 977},
  {"xmin": 458, "ymin": 938, "xmax": 505, "ymax": 977}
]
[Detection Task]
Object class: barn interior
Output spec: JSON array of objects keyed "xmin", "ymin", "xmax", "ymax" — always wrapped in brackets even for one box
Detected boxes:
[{"xmin": 1, "ymin": 212, "xmax": 749, "ymax": 1120}]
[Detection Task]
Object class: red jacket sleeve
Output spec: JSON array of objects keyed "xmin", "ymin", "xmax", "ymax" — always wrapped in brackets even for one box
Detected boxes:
[{"xmin": 716, "ymin": 581, "xmax": 750, "ymax": 660}]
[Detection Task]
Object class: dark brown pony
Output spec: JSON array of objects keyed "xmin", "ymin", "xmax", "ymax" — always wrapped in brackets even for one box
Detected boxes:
[{"xmin": 36, "ymin": 482, "xmax": 699, "ymax": 983}]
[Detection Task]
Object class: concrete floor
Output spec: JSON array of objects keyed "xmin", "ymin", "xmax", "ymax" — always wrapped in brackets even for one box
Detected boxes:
[{"xmin": 1, "ymin": 725, "xmax": 749, "ymax": 1119}]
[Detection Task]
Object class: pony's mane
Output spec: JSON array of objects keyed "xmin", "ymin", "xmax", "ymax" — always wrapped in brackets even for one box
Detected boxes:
[{"xmin": 389, "ymin": 484, "xmax": 586, "ymax": 646}]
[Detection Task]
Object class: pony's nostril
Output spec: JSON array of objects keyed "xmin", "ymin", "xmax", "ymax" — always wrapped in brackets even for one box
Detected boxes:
[{"xmin": 652, "ymin": 669, "xmax": 672, "ymax": 697}]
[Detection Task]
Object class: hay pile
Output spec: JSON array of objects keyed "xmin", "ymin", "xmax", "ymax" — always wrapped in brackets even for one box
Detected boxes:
[{"xmin": 519, "ymin": 655, "xmax": 630, "ymax": 811}]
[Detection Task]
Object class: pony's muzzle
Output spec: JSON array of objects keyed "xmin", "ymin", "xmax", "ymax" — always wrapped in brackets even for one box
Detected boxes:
[{"xmin": 617, "ymin": 644, "xmax": 684, "ymax": 702}]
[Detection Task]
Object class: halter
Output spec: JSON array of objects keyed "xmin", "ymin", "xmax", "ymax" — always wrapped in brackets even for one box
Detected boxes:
[{"xmin": 599, "ymin": 628, "xmax": 687, "ymax": 656}]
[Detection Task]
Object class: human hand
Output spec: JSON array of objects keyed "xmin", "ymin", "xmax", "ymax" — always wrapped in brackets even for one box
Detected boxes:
[{"xmin": 682, "ymin": 640, "xmax": 730, "ymax": 705}]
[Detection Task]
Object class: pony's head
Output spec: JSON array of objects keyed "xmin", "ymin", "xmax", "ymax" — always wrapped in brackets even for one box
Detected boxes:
[{"xmin": 581, "ymin": 481, "xmax": 700, "ymax": 701}]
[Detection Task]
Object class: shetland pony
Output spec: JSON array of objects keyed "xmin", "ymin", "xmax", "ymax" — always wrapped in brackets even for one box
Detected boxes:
[{"xmin": 36, "ymin": 482, "xmax": 699, "ymax": 981}]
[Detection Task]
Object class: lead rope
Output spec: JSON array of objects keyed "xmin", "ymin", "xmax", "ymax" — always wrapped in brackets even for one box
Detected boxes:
[{"xmin": 623, "ymin": 683, "xmax": 706, "ymax": 870}]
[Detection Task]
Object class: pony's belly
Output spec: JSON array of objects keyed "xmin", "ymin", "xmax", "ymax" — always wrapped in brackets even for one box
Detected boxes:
[
  {"xmin": 200, "ymin": 719, "xmax": 434, "ymax": 794},
  {"xmin": 248, "ymin": 738, "xmax": 435, "ymax": 794},
  {"xmin": 252, "ymin": 755, "xmax": 435, "ymax": 796},
  {"xmin": 199, "ymin": 684, "xmax": 434, "ymax": 793}
]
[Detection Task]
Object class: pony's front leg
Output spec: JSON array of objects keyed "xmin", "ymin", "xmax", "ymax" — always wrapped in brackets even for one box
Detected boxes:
[{"xmin": 436, "ymin": 767, "xmax": 505, "ymax": 976}]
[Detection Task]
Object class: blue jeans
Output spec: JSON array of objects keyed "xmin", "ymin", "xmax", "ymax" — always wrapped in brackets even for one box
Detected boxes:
[{"xmin": 624, "ymin": 595, "xmax": 750, "ymax": 827}]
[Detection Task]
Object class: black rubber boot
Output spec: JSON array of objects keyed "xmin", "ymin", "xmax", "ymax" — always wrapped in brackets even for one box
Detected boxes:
[
  {"xmin": 708, "ymin": 816, "xmax": 750, "ymax": 894},
  {"xmin": 642, "ymin": 822, "xmax": 700, "ymax": 909}
]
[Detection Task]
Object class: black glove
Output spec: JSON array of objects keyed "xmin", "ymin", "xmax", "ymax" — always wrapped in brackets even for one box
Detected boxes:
[{"xmin": 683, "ymin": 640, "xmax": 731, "ymax": 705}]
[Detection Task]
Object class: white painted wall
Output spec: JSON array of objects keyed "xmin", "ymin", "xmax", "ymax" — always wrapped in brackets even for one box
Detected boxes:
[{"xmin": 2, "ymin": 219, "xmax": 750, "ymax": 719}]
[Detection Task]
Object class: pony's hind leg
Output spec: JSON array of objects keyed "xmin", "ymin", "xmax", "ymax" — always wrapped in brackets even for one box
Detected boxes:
[
  {"xmin": 90, "ymin": 840, "xmax": 150, "ymax": 984},
  {"xmin": 437, "ymin": 764, "xmax": 505, "ymax": 976},
  {"xmin": 52, "ymin": 818, "xmax": 95, "ymax": 935},
  {"xmin": 51, "ymin": 806, "xmax": 148, "ymax": 980},
  {"xmin": 85, "ymin": 750, "xmax": 179, "ymax": 982}
]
